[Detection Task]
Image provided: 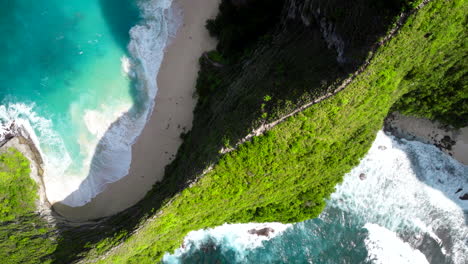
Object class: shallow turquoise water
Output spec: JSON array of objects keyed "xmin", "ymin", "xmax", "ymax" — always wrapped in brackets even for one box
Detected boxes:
[{"xmin": 0, "ymin": 0, "xmax": 157, "ymax": 204}]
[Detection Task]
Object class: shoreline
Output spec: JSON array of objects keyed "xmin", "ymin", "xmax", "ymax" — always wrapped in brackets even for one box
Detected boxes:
[
  {"xmin": 384, "ymin": 112, "xmax": 468, "ymax": 165},
  {"xmin": 53, "ymin": 0, "xmax": 220, "ymax": 221}
]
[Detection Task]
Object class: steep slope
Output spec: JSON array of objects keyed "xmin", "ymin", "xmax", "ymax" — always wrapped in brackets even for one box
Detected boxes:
[
  {"xmin": 79, "ymin": 0, "xmax": 466, "ymax": 263},
  {"xmin": 0, "ymin": 145, "xmax": 55, "ymax": 263},
  {"xmin": 1, "ymin": 0, "xmax": 465, "ymax": 263}
]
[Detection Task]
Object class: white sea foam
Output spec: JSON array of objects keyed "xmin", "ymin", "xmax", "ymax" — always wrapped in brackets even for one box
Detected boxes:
[
  {"xmin": 59, "ymin": 0, "xmax": 185, "ymax": 206},
  {"xmin": 162, "ymin": 222, "xmax": 292, "ymax": 263},
  {"xmin": 83, "ymin": 104, "xmax": 132, "ymax": 139},
  {"xmin": 330, "ymin": 131, "xmax": 468, "ymax": 263},
  {"xmin": 163, "ymin": 131, "xmax": 467, "ymax": 263},
  {"xmin": 59, "ymin": 0, "xmax": 182, "ymax": 206},
  {"xmin": 0, "ymin": 0, "xmax": 183, "ymax": 207},
  {"xmin": 364, "ymin": 223, "xmax": 429, "ymax": 264},
  {"xmin": 0, "ymin": 103, "xmax": 55, "ymax": 147},
  {"xmin": 0, "ymin": 102, "xmax": 73, "ymax": 201},
  {"xmin": 120, "ymin": 55, "xmax": 133, "ymax": 77}
]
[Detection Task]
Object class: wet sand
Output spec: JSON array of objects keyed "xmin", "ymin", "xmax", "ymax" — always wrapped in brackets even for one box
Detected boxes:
[
  {"xmin": 385, "ymin": 112, "xmax": 468, "ymax": 165},
  {"xmin": 53, "ymin": 0, "xmax": 219, "ymax": 221}
]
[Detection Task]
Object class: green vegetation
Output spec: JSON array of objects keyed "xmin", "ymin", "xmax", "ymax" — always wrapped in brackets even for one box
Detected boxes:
[
  {"xmin": 85, "ymin": 0, "xmax": 466, "ymax": 263},
  {"xmin": 0, "ymin": 215, "xmax": 56, "ymax": 264},
  {"xmin": 2, "ymin": 0, "xmax": 464, "ymax": 263},
  {"xmin": 0, "ymin": 148, "xmax": 36, "ymax": 221},
  {"xmin": 0, "ymin": 148, "xmax": 55, "ymax": 264},
  {"xmin": 393, "ymin": 56, "xmax": 467, "ymax": 127}
]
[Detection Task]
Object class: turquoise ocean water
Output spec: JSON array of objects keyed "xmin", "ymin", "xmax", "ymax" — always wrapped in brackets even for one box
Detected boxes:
[
  {"xmin": 0, "ymin": 0, "xmax": 178, "ymax": 205},
  {"xmin": 164, "ymin": 132, "xmax": 468, "ymax": 264},
  {"xmin": 1, "ymin": 2, "xmax": 466, "ymax": 263}
]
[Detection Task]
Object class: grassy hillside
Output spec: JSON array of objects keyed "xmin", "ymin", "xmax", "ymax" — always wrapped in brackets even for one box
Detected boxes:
[
  {"xmin": 0, "ymin": 147, "xmax": 36, "ymax": 221},
  {"xmin": 0, "ymin": 148, "xmax": 55, "ymax": 264},
  {"xmin": 1, "ymin": 0, "xmax": 464, "ymax": 263},
  {"xmin": 86, "ymin": 0, "xmax": 466, "ymax": 263}
]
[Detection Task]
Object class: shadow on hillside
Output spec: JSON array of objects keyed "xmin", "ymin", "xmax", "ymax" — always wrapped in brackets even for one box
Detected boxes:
[
  {"xmin": 47, "ymin": 0, "xmax": 412, "ymax": 262},
  {"xmin": 48, "ymin": 21, "xmax": 340, "ymax": 264}
]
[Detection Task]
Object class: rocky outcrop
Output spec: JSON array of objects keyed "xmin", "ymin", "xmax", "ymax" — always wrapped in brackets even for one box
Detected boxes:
[
  {"xmin": 285, "ymin": 0, "xmax": 346, "ymax": 63},
  {"xmin": 248, "ymin": 227, "xmax": 275, "ymax": 237},
  {"xmin": 0, "ymin": 121, "xmax": 22, "ymax": 147},
  {"xmin": 284, "ymin": 0, "xmax": 411, "ymax": 66},
  {"xmin": 0, "ymin": 123, "xmax": 54, "ymax": 221},
  {"xmin": 385, "ymin": 112, "xmax": 468, "ymax": 165}
]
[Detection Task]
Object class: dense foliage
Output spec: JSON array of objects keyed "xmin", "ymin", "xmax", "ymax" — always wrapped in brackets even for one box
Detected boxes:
[
  {"xmin": 87, "ymin": 0, "xmax": 466, "ymax": 263},
  {"xmin": 2, "ymin": 0, "xmax": 465, "ymax": 263},
  {"xmin": 394, "ymin": 58, "xmax": 468, "ymax": 127},
  {"xmin": 0, "ymin": 148, "xmax": 36, "ymax": 221},
  {"xmin": 0, "ymin": 148, "xmax": 55, "ymax": 264}
]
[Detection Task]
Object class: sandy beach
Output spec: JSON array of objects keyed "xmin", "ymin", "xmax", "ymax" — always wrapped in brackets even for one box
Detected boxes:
[
  {"xmin": 385, "ymin": 112, "xmax": 468, "ymax": 165},
  {"xmin": 53, "ymin": 0, "xmax": 219, "ymax": 221}
]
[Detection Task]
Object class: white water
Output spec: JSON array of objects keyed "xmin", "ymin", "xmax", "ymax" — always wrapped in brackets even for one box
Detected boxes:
[
  {"xmin": 163, "ymin": 222, "xmax": 292, "ymax": 263},
  {"xmin": 364, "ymin": 223, "xmax": 429, "ymax": 264},
  {"xmin": 61, "ymin": 0, "xmax": 180, "ymax": 206},
  {"xmin": 0, "ymin": 0, "xmax": 183, "ymax": 207},
  {"xmin": 163, "ymin": 131, "xmax": 468, "ymax": 263},
  {"xmin": 332, "ymin": 131, "xmax": 468, "ymax": 263}
]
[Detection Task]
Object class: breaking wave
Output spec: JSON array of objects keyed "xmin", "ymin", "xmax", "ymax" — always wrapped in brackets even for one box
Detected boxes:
[
  {"xmin": 0, "ymin": 0, "xmax": 182, "ymax": 206},
  {"xmin": 163, "ymin": 131, "xmax": 468, "ymax": 263}
]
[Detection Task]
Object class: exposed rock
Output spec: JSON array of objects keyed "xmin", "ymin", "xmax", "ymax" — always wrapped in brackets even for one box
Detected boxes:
[
  {"xmin": 0, "ymin": 123, "xmax": 60, "ymax": 224},
  {"xmin": 378, "ymin": 145, "xmax": 387, "ymax": 150},
  {"xmin": 285, "ymin": 0, "xmax": 345, "ymax": 63},
  {"xmin": 284, "ymin": 0, "xmax": 417, "ymax": 66},
  {"xmin": 248, "ymin": 227, "xmax": 274, "ymax": 237},
  {"xmin": 455, "ymin": 188, "xmax": 462, "ymax": 194},
  {"xmin": 201, "ymin": 243, "xmax": 217, "ymax": 253},
  {"xmin": 459, "ymin": 193, "xmax": 468, "ymax": 200},
  {"xmin": 437, "ymin": 135, "xmax": 456, "ymax": 151},
  {"xmin": 359, "ymin": 173, "xmax": 366, "ymax": 180},
  {"xmin": 0, "ymin": 121, "xmax": 21, "ymax": 147},
  {"xmin": 384, "ymin": 112, "xmax": 468, "ymax": 165}
]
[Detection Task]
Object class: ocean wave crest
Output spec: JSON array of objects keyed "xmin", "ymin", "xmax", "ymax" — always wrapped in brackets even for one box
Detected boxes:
[
  {"xmin": 61, "ymin": 0, "xmax": 182, "ymax": 206},
  {"xmin": 0, "ymin": 0, "xmax": 182, "ymax": 207}
]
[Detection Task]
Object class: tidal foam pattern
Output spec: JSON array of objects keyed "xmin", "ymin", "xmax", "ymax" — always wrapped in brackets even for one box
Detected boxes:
[{"xmin": 163, "ymin": 131, "xmax": 468, "ymax": 263}]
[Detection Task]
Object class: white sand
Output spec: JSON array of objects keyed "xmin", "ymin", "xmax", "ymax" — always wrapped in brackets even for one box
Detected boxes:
[
  {"xmin": 53, "ymin": 0, "xmax": 219, "ymax": 221},
  {"xmin": 385, "ymin": 112, "xmax": 468, "ymax": 165}
]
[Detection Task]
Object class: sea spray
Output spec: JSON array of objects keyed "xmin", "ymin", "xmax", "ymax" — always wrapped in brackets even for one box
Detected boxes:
[
  {"xmin": 364, "ymin": 223, "xmax": 429, "ymax": 264},
  {"xmin": 0, "ymin": 0, "xmax": 182, "ymax": 207},
  {"xmin": 162, "ymin": 223, "xmax": 292, "ymax": 263},
  {"xmin": 61, "ymin": 0, "xmax": 183, "ymax": 206},
  {"xmin": 163, "ymin": 131, "xmax": 468, "ymax": 263}
]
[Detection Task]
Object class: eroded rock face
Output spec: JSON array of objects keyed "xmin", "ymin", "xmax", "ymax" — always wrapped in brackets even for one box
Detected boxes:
[
  {"xmin": 284, "ymin": 0, "xmax": 407, "ymax": 66},
  {"xmin": 0, "ymin": 122, "xmax": 53, "ymax": 219},
  {"xmin": 0, "ymin": 122, "xmax": 21, "ymax": 147},
  {"xmin": 285, "ymin": 0, "xmax": 345, "ymax": 63}
]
